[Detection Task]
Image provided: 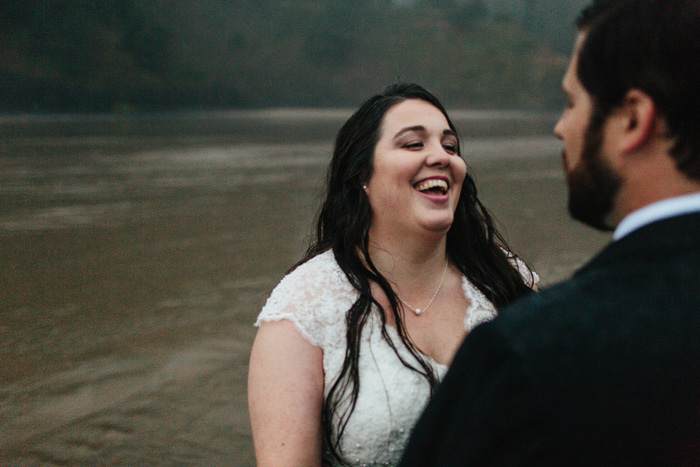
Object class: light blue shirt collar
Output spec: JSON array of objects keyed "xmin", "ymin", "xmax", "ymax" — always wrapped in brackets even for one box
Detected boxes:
[{"xmin": 613, "ymin": 192, "xmax": 700, "ymax": 241}]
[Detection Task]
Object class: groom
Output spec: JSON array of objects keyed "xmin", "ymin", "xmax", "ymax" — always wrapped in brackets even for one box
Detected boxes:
[{"xmin": 399, "ymin": 0, "xmax": 700, "ymax": 465}]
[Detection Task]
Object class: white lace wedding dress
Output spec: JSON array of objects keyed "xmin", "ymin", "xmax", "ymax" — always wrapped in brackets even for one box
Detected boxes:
[{"xmin": 255, "ymin": 250, "xmax": 537, "ymax": 467}]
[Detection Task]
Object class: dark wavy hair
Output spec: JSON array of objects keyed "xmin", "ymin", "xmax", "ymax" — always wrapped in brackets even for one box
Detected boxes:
[
  {"xmin": 298, "ymin": 83, "xmax": 533, "ymax": 465},
  {"xmin": 576, "ymin": 0, "xmax": 700, "ymax": 180}
]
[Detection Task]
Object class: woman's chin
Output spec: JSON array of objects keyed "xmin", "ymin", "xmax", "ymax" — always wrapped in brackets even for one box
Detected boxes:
[{"xmin": 417, "ymin": 216, "xmax": 454, "ymax": 235}]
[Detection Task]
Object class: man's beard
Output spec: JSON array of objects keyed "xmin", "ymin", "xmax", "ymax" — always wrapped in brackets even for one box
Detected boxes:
[{"xmin": 564, "ymin": 114, "xmax": 621, "ymax": 231}]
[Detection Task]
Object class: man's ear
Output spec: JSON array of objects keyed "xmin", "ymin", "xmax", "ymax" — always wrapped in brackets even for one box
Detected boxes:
[{"xmin": 616, "ymin": 89, "xmax": 658, "ymax": 154}]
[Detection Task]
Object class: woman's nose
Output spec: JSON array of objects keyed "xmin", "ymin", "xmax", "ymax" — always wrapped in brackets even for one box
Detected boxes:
[{"xmin": 426, "ymin": 142, "xmax": 451, "ymax": 166}]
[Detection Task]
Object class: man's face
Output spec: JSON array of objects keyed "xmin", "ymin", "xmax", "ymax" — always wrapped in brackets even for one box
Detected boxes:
[{"xmin": 554, "ymin": 35, "xmax": 621, "ymax": 231}]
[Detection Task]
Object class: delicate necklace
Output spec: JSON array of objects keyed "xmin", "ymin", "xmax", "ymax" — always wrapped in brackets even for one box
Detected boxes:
[{"xmin": 396, "ymin": 262, "xmax": 448, "ymax": 315}]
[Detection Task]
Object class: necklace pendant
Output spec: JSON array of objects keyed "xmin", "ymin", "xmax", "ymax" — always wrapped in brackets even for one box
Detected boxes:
[{"xmin": 396, "ymin": 262, "xmax": 448, "ymax": 317}]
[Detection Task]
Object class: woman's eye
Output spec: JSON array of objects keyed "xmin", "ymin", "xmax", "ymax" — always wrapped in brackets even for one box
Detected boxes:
[
  {"xmin": 404, "ymin": 141, "xmax": 423, "ymax": 150},
  {"xmin": 442, "ymin": 141, "xmax": 459, "ymax": 154}
]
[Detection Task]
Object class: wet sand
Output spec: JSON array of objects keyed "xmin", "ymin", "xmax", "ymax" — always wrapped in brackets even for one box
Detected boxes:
[{"xmin": 0, "ymin": 111, "xmax": 610, "ymax": 466}]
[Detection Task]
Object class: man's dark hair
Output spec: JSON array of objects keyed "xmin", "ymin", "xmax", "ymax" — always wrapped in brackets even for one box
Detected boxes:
[{"xmin": 575, "ymin": 0, "xmax": 700, "ymax": 179}]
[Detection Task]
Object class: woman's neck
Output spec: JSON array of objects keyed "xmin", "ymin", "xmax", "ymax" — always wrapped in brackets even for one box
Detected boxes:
[{"xmin": 367, "ymin": 230, "xmax": 449, "ymax": 290}]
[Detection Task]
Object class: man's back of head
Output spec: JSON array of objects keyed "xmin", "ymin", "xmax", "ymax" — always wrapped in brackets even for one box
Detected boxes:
[
  {"xmin": 575, "ymin": 0, "xmax": 700, "ymax": 182},
  {"xmin": 554, "ymin": 0, "xmax": 700, "ymax": 230}
]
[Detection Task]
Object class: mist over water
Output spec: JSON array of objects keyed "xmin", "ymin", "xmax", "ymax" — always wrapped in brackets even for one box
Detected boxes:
[{"xmin": 0, "ymin": 110, "xmax": 608, "ymax": 466}]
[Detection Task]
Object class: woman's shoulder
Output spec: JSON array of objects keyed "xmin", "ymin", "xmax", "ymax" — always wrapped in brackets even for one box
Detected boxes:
[
  {"xmin": 255, "ymin": 250, "xmax": 356, "ymax": 346},
  {"xmin": 277, "ymin": 250, "xmax": 350, "ymax": 293},
  {"xmin": 502, "ymin": 248, "xmax": 539, "ymax": 287},
  {"xmin": 459, "ymin": 249, "xmax": 539, "ymax": 332}
]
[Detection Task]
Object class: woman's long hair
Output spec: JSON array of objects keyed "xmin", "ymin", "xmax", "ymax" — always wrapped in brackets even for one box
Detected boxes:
[{"xmin": 299, "ymin": 83, "xmax": 533, "ymax": 465}]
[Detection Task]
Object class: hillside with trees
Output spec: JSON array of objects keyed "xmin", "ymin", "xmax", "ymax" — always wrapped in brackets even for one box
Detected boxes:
[{"xmin": 0, "ymin": 0, "xmax": 579, "ymax": 113}]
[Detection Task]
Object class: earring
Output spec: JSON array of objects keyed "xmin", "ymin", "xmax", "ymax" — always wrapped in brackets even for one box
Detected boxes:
[{"xmin": 362, "ymin": 184, "xmax": 367, "ymax": 189}]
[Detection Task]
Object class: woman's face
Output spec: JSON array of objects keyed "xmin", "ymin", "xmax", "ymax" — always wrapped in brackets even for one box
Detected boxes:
[{"xmin": 365, "ymin": 99, "xmax": 467, "ymax": 239}]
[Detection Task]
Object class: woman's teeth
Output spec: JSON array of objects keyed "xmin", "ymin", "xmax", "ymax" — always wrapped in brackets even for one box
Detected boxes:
[{"xmin": 415, "ymin": 179, "xmax": 448, "ymax": 193}]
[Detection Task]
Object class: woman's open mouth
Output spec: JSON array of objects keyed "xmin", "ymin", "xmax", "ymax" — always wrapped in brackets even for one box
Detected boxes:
[{"xmin": 415, "ymin": 178, "xmax": 449, "ymax": 195}]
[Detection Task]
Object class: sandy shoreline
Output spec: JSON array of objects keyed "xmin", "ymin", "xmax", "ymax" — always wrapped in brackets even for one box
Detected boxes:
[{"xmin": 1, "ymin": 116, "xmax": 610, "ymax": 465}]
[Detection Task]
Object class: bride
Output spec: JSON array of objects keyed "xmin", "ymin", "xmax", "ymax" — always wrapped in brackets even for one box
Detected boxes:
[{"xmin": 248, "ymin": 83, "xmax": 538, "ymax": 467}]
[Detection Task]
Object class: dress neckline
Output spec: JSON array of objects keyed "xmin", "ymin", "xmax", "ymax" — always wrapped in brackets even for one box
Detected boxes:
[{"xmin": 378, "ymin": 275, "xmax": 495, "ymax": 370}]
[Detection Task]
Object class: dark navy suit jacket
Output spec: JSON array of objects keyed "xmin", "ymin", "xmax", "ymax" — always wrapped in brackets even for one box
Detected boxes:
[{"xmin": 399, "ymin": 212, "xmax": 700, "ymax": 466}]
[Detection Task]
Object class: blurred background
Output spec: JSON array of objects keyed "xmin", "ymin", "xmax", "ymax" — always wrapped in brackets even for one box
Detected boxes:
[
  {"xmin": 0, "ymin": 0, "xmax": 591, "ymax": 113},
  {"xmin": 1, "ymin": 1, "xmax": 610, "ymax": 466}
]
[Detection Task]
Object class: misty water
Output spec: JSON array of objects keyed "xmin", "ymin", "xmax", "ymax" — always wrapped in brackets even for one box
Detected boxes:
[{"xmin": 0, "ymin": 110, "xmax": 609, "ymax": 466}]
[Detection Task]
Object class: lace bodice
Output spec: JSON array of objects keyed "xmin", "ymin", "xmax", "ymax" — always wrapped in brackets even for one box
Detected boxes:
[{"xmin": 255, "ymin": 250, "xmax": 537, "ymax": 466}]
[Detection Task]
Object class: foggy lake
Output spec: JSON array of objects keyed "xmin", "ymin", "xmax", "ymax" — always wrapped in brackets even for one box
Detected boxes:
[{"xmin": 0, "ymin": 109, "xmax": 609, "ymax": 466}]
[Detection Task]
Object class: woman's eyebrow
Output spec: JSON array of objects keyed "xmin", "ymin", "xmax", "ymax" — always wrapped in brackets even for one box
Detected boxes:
[
  {"xmin": 392, "ymin": 126, "xmax": 456, "ymax": 140},
  {"xmin": 393, "ymin": 125, "xmax": 426, "ymax": 139}
]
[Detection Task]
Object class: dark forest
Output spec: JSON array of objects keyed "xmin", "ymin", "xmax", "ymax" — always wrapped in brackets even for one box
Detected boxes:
[{"xmin": 0, "ymin": 0, "xmax": 586, "ymax": 113}]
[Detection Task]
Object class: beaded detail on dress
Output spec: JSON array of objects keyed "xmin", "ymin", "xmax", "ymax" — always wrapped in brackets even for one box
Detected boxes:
[{"xmin": 255, "ymin": 250, "xmax": 537, "ymax": 467}]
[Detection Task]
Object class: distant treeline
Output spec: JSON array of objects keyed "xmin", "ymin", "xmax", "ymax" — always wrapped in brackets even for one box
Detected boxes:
[{"xmin": 0, "ymin": 0, "xmax": 576, "ymax": 113}]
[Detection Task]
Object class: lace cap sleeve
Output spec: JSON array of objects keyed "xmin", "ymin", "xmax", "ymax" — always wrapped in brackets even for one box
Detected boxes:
[{"xmin": 255, "ymin": 251, "xmax": 355, "ymax": 348}]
